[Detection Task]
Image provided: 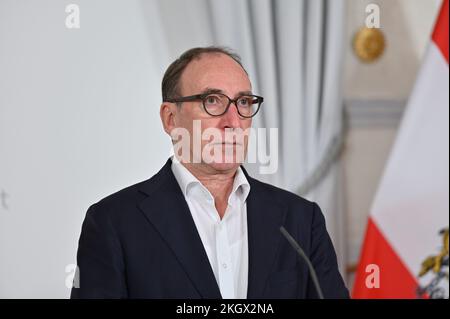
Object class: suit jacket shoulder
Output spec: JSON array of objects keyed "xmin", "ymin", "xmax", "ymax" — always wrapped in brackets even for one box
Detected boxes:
[{"xmin": 72, "ymin": 159, "xmax": 349, "ymax": 299}]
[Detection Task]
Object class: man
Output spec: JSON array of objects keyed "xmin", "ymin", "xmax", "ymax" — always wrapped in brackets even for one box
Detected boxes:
[{"xmin": 71, "ymin": 46, "xmax": 349, "ymax": 299}]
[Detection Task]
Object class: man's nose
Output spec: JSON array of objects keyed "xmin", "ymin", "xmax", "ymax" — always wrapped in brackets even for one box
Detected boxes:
[{"xmin": 221, "ymin": 102, "xmax": 242, "ymax": 128}]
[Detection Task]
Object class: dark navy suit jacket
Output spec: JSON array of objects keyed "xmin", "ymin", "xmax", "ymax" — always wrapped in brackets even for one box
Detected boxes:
[{"xmin": 71, "ymin": 158, "xmax": 349, "ymax": 299}]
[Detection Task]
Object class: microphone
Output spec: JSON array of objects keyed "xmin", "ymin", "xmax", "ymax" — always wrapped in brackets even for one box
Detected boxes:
[{"xmin": 279, "ymin": 226, "xmax": 324, "ymax": 299}]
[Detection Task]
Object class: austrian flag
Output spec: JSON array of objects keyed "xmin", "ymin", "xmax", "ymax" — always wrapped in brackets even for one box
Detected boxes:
[{"xmin": 353, "ymin": 0, "xmax": 449, "ymax": 298}]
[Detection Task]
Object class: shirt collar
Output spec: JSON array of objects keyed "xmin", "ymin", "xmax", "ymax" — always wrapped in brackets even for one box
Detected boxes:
[
  {"xmin": 170, "ymin": 157, "xmax": 250, "ymax": 204},
  {"xmin": 231, "ymin": 165, "xmax": 251, "ymax": 203}
]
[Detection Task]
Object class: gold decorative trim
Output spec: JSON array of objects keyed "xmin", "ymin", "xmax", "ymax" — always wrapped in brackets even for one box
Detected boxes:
[{"xmin": 353, "ymin": 27, "xmax": 386, "ymax": 63}]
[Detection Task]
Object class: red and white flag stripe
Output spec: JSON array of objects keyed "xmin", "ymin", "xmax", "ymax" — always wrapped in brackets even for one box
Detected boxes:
[{"xmin": 353, "ymin": 0, "xmax": 449, "ymax": 298}]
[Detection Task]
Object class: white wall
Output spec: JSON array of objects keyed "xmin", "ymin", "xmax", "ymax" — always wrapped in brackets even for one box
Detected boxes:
[
  {"xmin": 0, "ymin": 0, "xmax": 171, "ymax": 298},
  {"xmin": 344, "ymin": 0, "xmax": 442, "ymax": 100}
]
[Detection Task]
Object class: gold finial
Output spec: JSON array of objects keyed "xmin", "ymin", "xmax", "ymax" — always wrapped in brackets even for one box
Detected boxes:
[{"xmin": 353, "ymin": 27, "xmax": 386, "ymax": 63}]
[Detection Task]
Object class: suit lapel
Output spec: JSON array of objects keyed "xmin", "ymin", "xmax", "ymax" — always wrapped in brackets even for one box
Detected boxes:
[
  {"xmin": 138, "ymin": 160, "xmax": 222, "ymax": 298},
  {"xmin": 137, "ymin": 160, "xmax": 287, "ymax": 299},
  {"xmin": 244, "ymin": 171, "xmax": 288, "ymax": 298}
]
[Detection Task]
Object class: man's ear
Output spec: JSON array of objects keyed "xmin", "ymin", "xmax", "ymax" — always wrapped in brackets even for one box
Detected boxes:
[{"xmin": 160, "ymin": 102, "xmax": 177, "ymax": 135}]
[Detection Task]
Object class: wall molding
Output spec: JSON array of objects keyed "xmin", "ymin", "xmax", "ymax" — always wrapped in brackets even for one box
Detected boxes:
[{"xmin": 344, "ymin": 99, "xmax": 406, "ymax": 128}]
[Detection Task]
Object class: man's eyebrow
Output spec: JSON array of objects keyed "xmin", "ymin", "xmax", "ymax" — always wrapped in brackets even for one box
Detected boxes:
[
  {"xmin": 200, "ymin": 88, "xmax": 224, "ymax": 94},
  {"xmin": 200, "ymin": 88, "xmax": 254, "ymax": 96}
]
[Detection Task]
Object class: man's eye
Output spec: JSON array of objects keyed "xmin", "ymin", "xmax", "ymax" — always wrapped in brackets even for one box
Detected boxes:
[
  {"xmin": 238, "ymin": 97, "xmax": 251, "ymax": 107},
  {"xmin": 204, "ymin": 95, "xmax": 220, "ymax": 104}
]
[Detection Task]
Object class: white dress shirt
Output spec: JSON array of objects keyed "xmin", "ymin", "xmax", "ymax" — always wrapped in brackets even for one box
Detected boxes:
[{"xmin": 171, "ymin": 159, "xmax": 250, "ymax": 299}]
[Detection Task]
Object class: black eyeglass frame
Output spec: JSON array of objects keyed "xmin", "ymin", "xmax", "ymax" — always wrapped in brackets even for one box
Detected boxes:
[{"xmin": 164, "ymin": 93, "xmax": 264, "ymax": 118}]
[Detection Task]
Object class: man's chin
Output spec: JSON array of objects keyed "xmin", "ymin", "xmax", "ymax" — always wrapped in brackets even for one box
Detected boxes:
[
  {"xmin": 200, "ymin": 146, "xmax": 246, "ymax": 172},
  {"xmin": 204, "ymin": 161, "xmax": 242, "ymax": 172}
]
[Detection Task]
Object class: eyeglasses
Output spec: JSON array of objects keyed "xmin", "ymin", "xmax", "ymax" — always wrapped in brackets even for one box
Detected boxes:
[{"xmin": 165, "ymin": 92, "xmax": 263, "ymax": 118}]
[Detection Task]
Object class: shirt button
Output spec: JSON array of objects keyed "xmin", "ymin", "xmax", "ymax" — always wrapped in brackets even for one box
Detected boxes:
[{"xmin": 222, "ymin": 263, "xmax": 227, "ymax": 269}]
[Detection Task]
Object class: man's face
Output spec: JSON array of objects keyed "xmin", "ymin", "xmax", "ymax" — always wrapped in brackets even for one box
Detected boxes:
[{"xmin": 170, "ymin": 53, "xmax": 253, "ymax": 173}]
